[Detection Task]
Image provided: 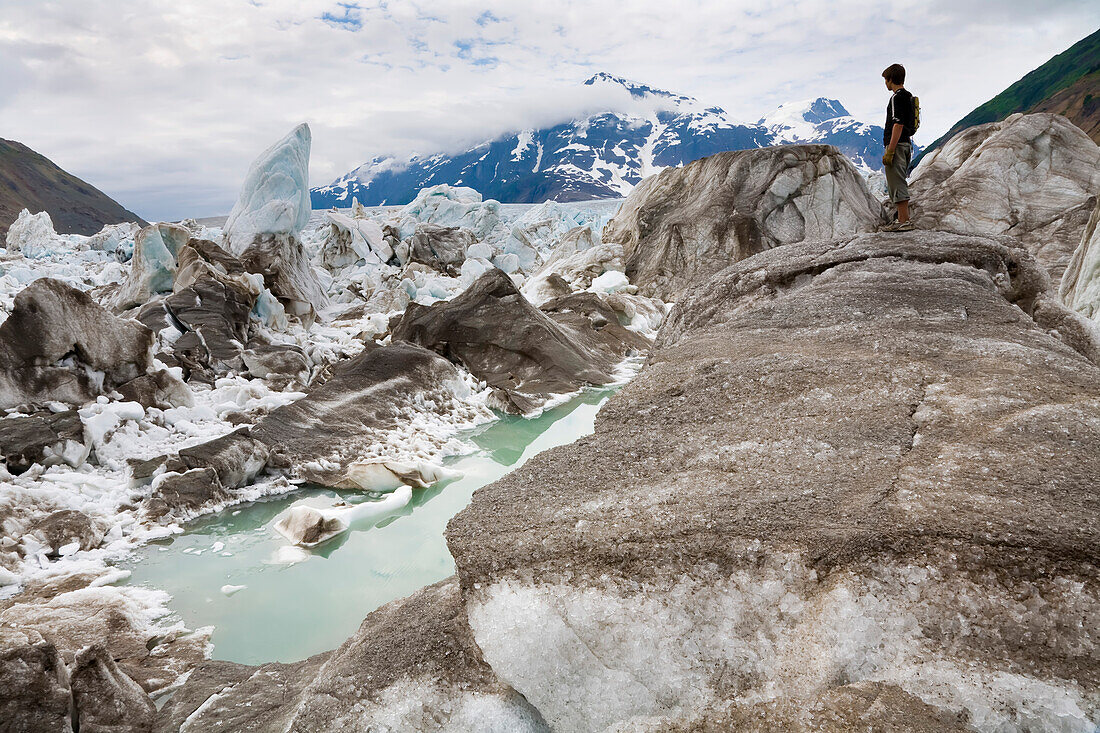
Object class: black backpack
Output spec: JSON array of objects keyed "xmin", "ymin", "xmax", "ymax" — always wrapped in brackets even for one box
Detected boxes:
[{"xmin": 890, "ymin": 91, "xmax": 920, "ymax": 137}]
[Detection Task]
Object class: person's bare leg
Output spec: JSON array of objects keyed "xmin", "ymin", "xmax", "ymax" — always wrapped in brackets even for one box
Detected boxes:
[{"xmin": 897, "ymin": 200, "xmax": 910, "ymax": 224}]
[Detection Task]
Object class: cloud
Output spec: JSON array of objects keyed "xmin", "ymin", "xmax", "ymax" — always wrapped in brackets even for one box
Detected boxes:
[{"xmin": 0, "ymin": 0, "xmax": 1096, "ymax": 220}]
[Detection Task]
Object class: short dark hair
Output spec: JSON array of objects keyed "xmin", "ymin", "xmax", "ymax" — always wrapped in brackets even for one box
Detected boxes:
[{"xmin": 882, "ymin": 64, "xmax": 906, "ymax": 85}]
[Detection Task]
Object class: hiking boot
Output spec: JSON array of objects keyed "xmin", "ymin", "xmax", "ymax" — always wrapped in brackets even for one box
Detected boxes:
[{"xmin": 882, "ymin": 220, "xmax": 914, "ymax": 232}]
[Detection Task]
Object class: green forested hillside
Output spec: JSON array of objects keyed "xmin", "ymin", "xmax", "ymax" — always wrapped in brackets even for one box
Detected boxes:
[{"xmin": 918, "ymin": 27, "xmax": 1100, "ymax": 161}]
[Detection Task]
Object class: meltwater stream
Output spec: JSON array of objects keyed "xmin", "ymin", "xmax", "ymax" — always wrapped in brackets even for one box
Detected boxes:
[{"xmin": 121, "ymin": 388, "xmax": 613, "ymax": 665}]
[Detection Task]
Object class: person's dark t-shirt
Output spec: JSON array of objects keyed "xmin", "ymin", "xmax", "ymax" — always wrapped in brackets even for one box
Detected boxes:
[{"xmin": 884, "ymin": 88, "xmax": 915, "ymax": 146}]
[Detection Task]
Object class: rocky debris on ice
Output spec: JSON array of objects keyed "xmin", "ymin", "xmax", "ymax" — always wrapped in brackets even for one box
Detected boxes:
[
  {"xmin": 0, "ymin": 278, "xmax": 155, "ymax": 409},
  {"xmin": 142, "ymin": 427, "xmax": 272, "ymax": 520},
  {"xmin": 395, "ymin": 184, "xmax": 504, "ymax": 242},
  {"xmin": 519, "ymin": 271, "xmax": 573, "ymax": 307},
  {"xmin": 0, "ymin": 575, "xmax": 211, "ymax": 696},
  {"xmin": 407, "ymin": 223, "xmax": 477, "ymax": 275},
  {"xmin": 603, "ymin": 144, "xmax": 884, "ymax": 300},
  {"xmin": 522, "ymin": 242, "xmax": 626, "ymax": 305},
  {"xmin": 1060, "ymin": 198, "xmax": 1100, "ymax": 321},
  {"xmin": 653, "ymin": 681, "xmax": 969, "ymax": 732},
  {"xmin": 240, "ymin": 341, "xmax": 310, "ymax": 384},
  {"xmin": 446, "ymin": 232, "xmax": 1100, "ymax": 731},
  {"xmin": 110, "ymin": 223, "xmax": 191, "ymax": 311},
  {"xmin": 392, "ymin": 267, "xmax": 649, "ymax": 414},
  {"xmin": 164, "ymin": 274, "xmax": 255, "ymax": 375},
  {"xmin": 159, "ymin": 578, "xmax": 547, "ymax": 732},
  {"xmin": 0, "ymin": 409, "xmax": 89, "ymax": 474},
  {"xmin": 130, "ymin": 237, "xmax": 281, "ymax": 381},
  {"xmin": 0, "ymin": 635, "xmax": 72, "ymax": 732},
  {"xmin": 320, "ymin": 210, "xmax": 394, "ymax": 269},
  {"xmin": 539, "ymin": 291, "xmax": 651, "ymax": 354},
  {"xmin": 114, "ymin": 368, "xmax": 194, "ymax": 410},
  {"xmin": 3, "ymin": 209, "xmax": 65, "ymax": 258},
  {"xmin": 250, "ymin": 341, "xmax": 489, "ymax": 488},
  {"xmin": 29, "ymin": 510, "xmax": 103, "ymax": 557},
  {"xmin": 155, "ymin": 654, "xmax": 331, "ymax": 732},
  {"xmin": 86, "ymin": 221, "xmax": 140, "ymax": 261},
  {"xmin": 502, "ymin": 200, "xmax": 606, "ymax": 273},
  {"xmin": 224, "ymin": 123, "xmax": 328, "ymax": 323},
  {"xmin": 70, "ymin": 644, "xmax": 156, "ymax": 732},
  {"xmin": 910, "ymin": 112, "xmax": 1100, "ymax": 284}
]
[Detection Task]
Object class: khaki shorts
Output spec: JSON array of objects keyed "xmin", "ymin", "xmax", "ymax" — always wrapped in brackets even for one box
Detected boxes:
[{"xmin": 885, "ymin": 141, "xmax": 911, "ymax": 204}]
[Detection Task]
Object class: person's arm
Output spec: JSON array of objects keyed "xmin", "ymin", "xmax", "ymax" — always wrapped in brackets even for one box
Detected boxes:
[{"xmin": 887, "ymin": 122, "xmax": 904, "ymax": 151}]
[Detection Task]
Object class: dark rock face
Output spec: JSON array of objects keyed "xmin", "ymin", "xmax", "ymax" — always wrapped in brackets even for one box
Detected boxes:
[
  {"xmin": 0, "ymin": 409, "xmax": 88, "ymax": 474},
  {"xmin": 115, "ymin": 370, "xmax": 192, "ymax": 410},
  {"xmin": 0, "ymin": 137, "xmax": 145, "ymax": 241},
  {"xmin": 160, "ymin": 579, "xmax": 547, "ymax": 732},
  {"xmin": 407, "ymin": 224, "xmax": 476, "ymax": 275},
  {"xmin": 446, "ymin": 232, "xmax": 1100, "ymax": 731},
  {"xmin": 0, "ymin": 639, "xmax": 72, "ymax": 733},
  {"xmin": 70, "ymin": 645, "xmax": 156, "ymax": 733},
  {"xmin": 237, "ymin": 233, "xmax": 327, "ymax": 325},
  {"xmin": 144, "ymin": 428, "xmax": 271, "ymax": 520},
  {"xmin": 392, "ymin": 268, "xmax": 649, "ymax": 414},
  {"xmin": 0, "ymin": 278, "xmax": 153, "ymax": 408},
  {"xmin": 909, "ymin": 113, "xmax": 1100, "ymax": 283},
  {"xmin": 250, "ymin": 342, "xmax": 468, "ymax": 487},
  {"xmin": 539, "ymin": 292, "xmax": 652, "ymax": 358},
  {"xmin": 0, "ymin": 579, "xmax": 211, "ymax": 700},
  {"xmin": 165, "ymin": 276, "xmax": 256, "ymax": 373},
  {"xmin": 603, "ymin": 144, "xmax": 883, "ymax": 301},
  {"xmin": 30, "ymin": 509, "xmax": 102, "ymax": 556},
  {"xmin": 241, "ymin": 343, "xmax": 309, "ymax": 383},
  {"xmin": 155, "ymin": 656, "xmax": 329, "ymax": 733}
]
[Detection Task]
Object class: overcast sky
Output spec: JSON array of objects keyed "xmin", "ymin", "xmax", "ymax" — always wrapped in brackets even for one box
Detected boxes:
[{"xmin": 2, "ymin": 0, "xmax": 1097, "ymax": 221}]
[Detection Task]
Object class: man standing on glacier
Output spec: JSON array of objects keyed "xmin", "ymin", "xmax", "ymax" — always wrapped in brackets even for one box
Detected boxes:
[{"xmin": 881, "ymin": 63, "xmax": 917, "ymax": 232}]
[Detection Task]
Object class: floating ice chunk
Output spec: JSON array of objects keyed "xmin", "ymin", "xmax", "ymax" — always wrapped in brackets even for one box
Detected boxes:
[
  {"xmin": 57, "ymin": 541, "xmax": 80, "ymax": 557},
  {"xmin": 220, "ymin": 584, "xmax": 246, "ymax": 596},
  {"xmin": 211, "ymin": 541, "xmax": 225, "ymax": 552},
  {"xmin": 273, "ymin": 485, "xmax": 413, "ymax": 547},
  {"xmin": 270, "ymin": 544, "xmax": 311, "ymax": 565},
  {"xmin": 344, "ymin": 459, "xmax": 461, "ymax": 492}
]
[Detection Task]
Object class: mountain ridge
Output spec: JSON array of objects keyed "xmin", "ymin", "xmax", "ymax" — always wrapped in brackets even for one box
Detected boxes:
[
  {"xmin": 312, "ymin": 75, "xmax": 887, "ymax": 209},
  {"xmin": 0, "ymin": 138, "xmax": 146, "ymax": 240}
]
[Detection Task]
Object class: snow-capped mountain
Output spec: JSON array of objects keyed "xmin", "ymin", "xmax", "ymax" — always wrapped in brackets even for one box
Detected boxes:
[
  {"xmin": 758, "ymin": 98, "xmax": 882, "ymax": 170},
  {"xmin": 312, "ymin": 74, "xmax": 887, "ymax": 208}
]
